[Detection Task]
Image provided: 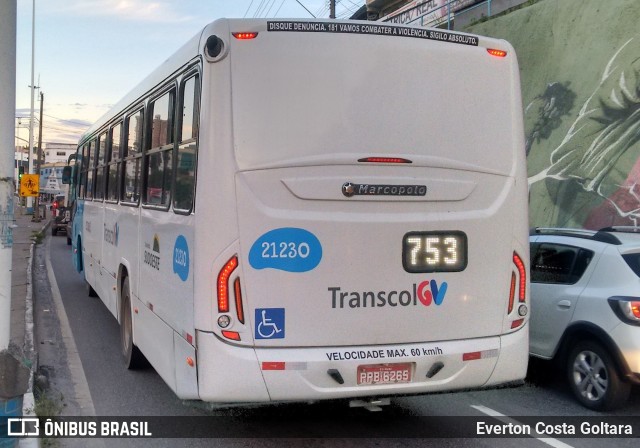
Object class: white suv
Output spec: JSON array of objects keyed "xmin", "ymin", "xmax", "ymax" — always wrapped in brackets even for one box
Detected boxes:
[{"xmin": 529, "ymin": 227, "xmax": 640, "ymax": 411}]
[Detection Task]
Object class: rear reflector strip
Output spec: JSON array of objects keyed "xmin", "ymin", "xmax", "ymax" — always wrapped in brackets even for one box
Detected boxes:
[
  {"xmin": 511, "ymin": 318, "xmax": 525, "ymax": 329},
  {"xmin": 222, "ymin": 330, "xmax": 241, "ymax": 341},
  {"xmin": 261, "ymin": 362, "xmax": 308, "ymax": 371},
  {"xmin": 182, "ymin": 332, "xmax": 194, "ymax": 345},
  {"xmin": 462, "ymin": 349, "xmax": 498, "ymax": 361},
  {"xmin": 262, "ymin": 362, "xmax": 286, "ymax": 370},
  {"xmin": 463, "ymin": 352, "xmax": 481, "ymax": 361}
]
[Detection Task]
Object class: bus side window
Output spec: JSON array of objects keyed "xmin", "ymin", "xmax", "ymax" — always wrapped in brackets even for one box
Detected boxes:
[
  {"xmin": 86, "ymin": 140, "xmax": 95, "ymax": 200},
  {"xmin": 78, "ymin": 145, "xmax": 87, "ymax": 198},
  {"xmin": 95, "ymin": 132, "xmax": 107, "ymax": 201},
  {"xmin": 174, "ymin": 72, "xmax": 199, "ymax": 213},
  {"xmin": 122, "ymin": 109, "xmax": 143, "ymax": 204},
  {"xmin": 107, "ymin": 122, "xmax": 122, "ymax": 202},
  {"xmin": 145, "ymin": 88, "xmax": 175, "ymax": 207}
]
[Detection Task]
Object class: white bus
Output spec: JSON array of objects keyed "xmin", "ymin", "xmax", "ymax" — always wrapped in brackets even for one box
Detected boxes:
[{"xmin": 69, "ymin": 18, "xmax": 530, "ymax": 405}]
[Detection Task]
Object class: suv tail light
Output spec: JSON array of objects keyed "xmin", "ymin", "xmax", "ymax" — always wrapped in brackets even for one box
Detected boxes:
[{"xmin": 608, "ymin": 297, "xmax": 640, "ymax": 325}]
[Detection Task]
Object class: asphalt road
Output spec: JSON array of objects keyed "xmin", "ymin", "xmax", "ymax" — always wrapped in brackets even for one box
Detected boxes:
[{"xmin": 32, "ymin": 233, "xmax": 640, "ymax": 447}]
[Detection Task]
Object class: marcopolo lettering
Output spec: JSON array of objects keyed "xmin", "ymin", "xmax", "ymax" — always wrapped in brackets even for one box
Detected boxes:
[{"xmin": 342, "ymin": 182, "xmax": 426, "ymax": 198}]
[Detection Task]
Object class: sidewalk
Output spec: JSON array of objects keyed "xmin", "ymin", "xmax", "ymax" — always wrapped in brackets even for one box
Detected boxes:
[
  {"xmin": 10, "ymin": 204, "xmax": 48, "ymax": 364},
  {"xmin": 10, "ymin": 204, "xmax": 48, "ymax": 448}
]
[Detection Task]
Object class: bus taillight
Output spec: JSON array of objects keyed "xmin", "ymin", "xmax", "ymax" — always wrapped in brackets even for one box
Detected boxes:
[
  {"xmin": 508, "ymin": 252, "xmax": 528, "ymax": 328},
  {"xmin": 508, "ymin": 272, "xmax": 516, "ymax": 314},
  {"xmin": 513, "ymin": 252, "xmax": 526, "ymax": 303},
  {"xmin": 487, "ymin": 48, "xmax": 507, "ymax": 58},
  {"xmin": 233, "ymin": 32, "xmax": 258, "ymax": 40},
  {"xmin": 217, "ymin": 256, "xmax": 238, "ymax": 313},
  {"xmin": 357, "ymin": 157, "xmax": 412, "ymax": 164},
  {"xmin": 234, "ymin": 278, "xmax": 245, "ymax": 324}
]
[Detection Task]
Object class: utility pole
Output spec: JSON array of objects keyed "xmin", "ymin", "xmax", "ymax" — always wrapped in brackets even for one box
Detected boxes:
[
  {"xmin": 26, "ymin": 0, "xmax": 36, "ymax": 214},
  {"xmin": 0, "ymin": 0, "xmax": 17, "ymax": 352},
  {"xmin": 32, "ymin": 92, "xmax": 44, "ymax": 222},
  {"xmin": 1, "ymin": 0, "xmax": 30, "ymax": 416},
  {"xmin": 330, "ymin": 0, "xmax": 336, "ymax": 19}
]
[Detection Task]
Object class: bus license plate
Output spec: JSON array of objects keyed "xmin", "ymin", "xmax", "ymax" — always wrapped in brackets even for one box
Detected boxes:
[{"xmin": 357, "ymin": 363, "xmax": 412, "ymax": 385}]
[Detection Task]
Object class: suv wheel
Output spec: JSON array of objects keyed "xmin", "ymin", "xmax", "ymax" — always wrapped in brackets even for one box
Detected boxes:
[{"xmin": 567, "ymin": 340, "xmax": 630, "ymax": 411}]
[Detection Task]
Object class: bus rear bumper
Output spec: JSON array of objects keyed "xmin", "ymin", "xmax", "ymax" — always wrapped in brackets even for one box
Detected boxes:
[{"xmin": 196, "ymin": 328, "xmax": 527, "ymax": 403}]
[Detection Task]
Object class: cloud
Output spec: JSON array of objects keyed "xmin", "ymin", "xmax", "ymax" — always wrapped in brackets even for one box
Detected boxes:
[{"xmin": 54, "ymin": 0, "xmax": 194, "ymax": 23}]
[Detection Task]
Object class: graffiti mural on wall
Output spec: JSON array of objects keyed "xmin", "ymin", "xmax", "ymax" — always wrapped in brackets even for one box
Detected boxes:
[
  {"xmin": 525, "ymin": 82, "xmax": 576, "ymax": 156},
  {"xmin": 528, "ymin": 37, "xmax": 640, "ymax": 228}
]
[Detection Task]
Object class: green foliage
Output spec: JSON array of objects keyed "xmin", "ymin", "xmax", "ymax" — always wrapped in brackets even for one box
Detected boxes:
[
  {"xmin": 33, "ymin": 387, "xmax": 64, "ymax": 448},
  {"xmin": 31, "ymin": 230, "xmax": 44, "ymax": 244}
]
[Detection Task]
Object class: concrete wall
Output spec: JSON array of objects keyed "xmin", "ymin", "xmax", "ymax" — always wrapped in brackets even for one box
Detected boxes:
[
  {"xmin": 454, "ymin": 0, "xmax": 529, "ymax": 28},
  {"xmin": 465, "ymin": 0, "xmax": 640, "ymax": 229}
]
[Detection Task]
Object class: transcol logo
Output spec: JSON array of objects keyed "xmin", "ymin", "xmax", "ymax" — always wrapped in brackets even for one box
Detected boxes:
[
  {"xmin": 104, "ymin": 222, "xmax": 119, "ymax": 246},
  {"xmin": 329, "ymin": 280, "xmax": 448, "ymax": 309}
]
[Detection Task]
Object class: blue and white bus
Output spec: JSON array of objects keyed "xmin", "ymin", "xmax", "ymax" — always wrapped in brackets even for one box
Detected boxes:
[{"xmin": 66, "ymin": 18, "xmax": 529, "ymax": 405}]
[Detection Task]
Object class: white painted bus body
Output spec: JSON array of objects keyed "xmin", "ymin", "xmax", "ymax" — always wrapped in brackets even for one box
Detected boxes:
[{"xmin": 78, "ymin": 18, "xmax": 529, "ymax": 403}]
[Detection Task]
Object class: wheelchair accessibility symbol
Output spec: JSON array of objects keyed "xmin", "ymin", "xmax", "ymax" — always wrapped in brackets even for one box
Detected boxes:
[{"xmin": 255, "ymin": 308, "xmax": 285, "ymax": 339}]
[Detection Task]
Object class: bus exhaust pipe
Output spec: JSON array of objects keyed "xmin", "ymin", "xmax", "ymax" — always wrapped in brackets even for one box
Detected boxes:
[{"xmin": 349, "ymin": 397, "xmax": 390, "ymax": 412}]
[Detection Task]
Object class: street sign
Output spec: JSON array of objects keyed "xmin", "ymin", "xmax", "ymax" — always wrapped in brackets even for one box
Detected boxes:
[{"xmin": 19, "ymin": 174, "xmax": 40, "ymax": 197}]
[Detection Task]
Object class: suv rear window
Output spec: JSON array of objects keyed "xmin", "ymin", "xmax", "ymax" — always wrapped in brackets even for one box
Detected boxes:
[
  {"xmin": 622, "ymin": 253, "xmax": 640, "ymax": 277},
  {"xmin": 531, "ymin": 243, "xmax": 594, "ymax": 284}
]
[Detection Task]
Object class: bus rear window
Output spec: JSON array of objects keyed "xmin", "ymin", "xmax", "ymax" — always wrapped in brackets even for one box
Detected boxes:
[{"xmin": 231, "ymin": 32, "xmax": 516, "ymax": 173}]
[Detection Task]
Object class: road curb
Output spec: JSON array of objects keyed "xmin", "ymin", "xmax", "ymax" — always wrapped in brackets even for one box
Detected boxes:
[{"xmin": 18, "ymin": 219, "xmax": 48, "ymax": 448}]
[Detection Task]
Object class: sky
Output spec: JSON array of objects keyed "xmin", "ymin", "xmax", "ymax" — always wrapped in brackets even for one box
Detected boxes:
[{"xmin": 14, "ymin": 0, "xmax": 363, "ymax": 147}]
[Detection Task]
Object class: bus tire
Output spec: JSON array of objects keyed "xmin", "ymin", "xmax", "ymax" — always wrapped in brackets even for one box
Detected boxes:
[
  {"xmin": 86, "ymin": 280, "xmax": 97, "ymax": 297},
  {"xmin": 120, "ymin": 277, "xmax": 147, "ymax": 369},
  {"xmin": 84, "ymin": 279, "xmax": 98, "ymax": 297},
  {"xmin": 77, "ymin": 237, "xmax": 84, "ymax": 272}
]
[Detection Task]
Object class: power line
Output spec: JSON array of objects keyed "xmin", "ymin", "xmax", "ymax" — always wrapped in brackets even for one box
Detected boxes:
[
  {"xmin": 243, "ymin": 0, "xmax": 255, "ymax": 18},
  {"xmin": 315, "ymin": 2, "xmax": 329, "ymax": 17},
  {"xmin": 294, "ymin": 0, "xmax": 316, "ymax": 17},
  {"xmin": 273, "ymin": 0, "xmax": 287, "ymax": 17},
  {"xmin": 39, "ymin": 121, "xmax": 86, "ymax": 132},
  {"xmin": 264, "ymin": 0, "xmax": 278, "ymax": 17},
  {"xmin": 42, "ymin": 113, "xmax": 89, "ymax": 127},
  {"xmin": 252, "ymin": 0, "xmax": 267, "ymax": 17}
]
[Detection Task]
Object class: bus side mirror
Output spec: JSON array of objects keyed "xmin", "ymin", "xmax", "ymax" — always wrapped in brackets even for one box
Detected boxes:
[{"xmin": 62, "ymin": 166, "xmax": 72, "ymax": 184}]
